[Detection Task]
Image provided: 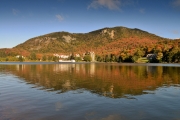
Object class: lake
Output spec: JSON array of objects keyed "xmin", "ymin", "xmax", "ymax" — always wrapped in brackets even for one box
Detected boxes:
[{"xmin": 0, "ymin": 62, "xmax": 180, "ymax": 120}]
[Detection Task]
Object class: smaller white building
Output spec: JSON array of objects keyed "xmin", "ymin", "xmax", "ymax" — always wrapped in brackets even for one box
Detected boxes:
[
  {"xmin": 53, "ymin": 54, "xmax": 69, "ymax": 59},
  {"xmin": 16, "ymin": 55, "xmax": 25, "ymax": 58}
]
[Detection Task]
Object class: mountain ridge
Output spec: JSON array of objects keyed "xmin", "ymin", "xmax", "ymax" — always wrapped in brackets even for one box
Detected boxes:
[{"xmin": 14, "ymin": 26, "xmax": 168, "ymax": 54}]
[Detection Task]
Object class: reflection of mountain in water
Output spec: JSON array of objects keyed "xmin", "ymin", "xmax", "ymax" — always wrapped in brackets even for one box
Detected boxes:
[{"xmin": 0, "ymin": 63, "xmax": 180, "ymax": 98}]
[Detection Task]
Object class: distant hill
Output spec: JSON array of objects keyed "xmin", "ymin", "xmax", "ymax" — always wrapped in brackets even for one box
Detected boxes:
[{"xmin": 14, "ymin": 26, "xmax": 168, "ymax": 54}]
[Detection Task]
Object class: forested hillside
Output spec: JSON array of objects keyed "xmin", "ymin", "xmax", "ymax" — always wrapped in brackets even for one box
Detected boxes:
[{"xmin": 0, "ymin": 26, "xmax": 180, "ymax": 63}]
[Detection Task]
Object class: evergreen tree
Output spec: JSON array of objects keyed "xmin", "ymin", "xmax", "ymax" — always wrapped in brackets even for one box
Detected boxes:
[
  {"xmin": 70, "ymin": 52, "xmax": 75, "ymax": 60},
  {"xmin": 30, "ymin": 52, "xmax": 37, "ymax": 60},
  {"xmin": 105, "ymin": 55, "xmax": 110, "ymax": 62},
  {"xmin": 83, "ymin": 55, "xmax": 92, "ymax": 62},
  {"xmin": 42, "ymin": 55, "xmax": 47, "ymax": 61},
  {"xmin": 18, "ymin": 56, "xmax": 24, "ymax": 62},
  {"xmin": 53, "ymin": 56, "xmax": 59, "ymax": 62}
]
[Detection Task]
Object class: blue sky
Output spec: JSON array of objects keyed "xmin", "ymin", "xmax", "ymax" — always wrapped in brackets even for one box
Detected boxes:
[{"xmin": 1, "ymin": 0, "xmax": 180, "ymax": 48}]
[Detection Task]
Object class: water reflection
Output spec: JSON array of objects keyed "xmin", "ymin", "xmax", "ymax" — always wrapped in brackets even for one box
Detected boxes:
[{"xmin": 0, "ymin": 63, "xmax": 180, "ymax": 98}]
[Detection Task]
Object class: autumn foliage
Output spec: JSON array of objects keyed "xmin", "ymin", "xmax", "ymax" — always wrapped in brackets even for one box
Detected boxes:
[{"xmin": 0, "ymin": 27, "xmax": 180, "ymax": 63}]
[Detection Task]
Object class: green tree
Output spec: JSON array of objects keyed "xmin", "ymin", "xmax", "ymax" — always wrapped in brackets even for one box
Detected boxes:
[
  {"xmin": 18, "ymin": 56, "xmax": 24, "ymax": 62},
  {"xmin": 83, "ymin": 55, "xmax": 92, "ymax": 62},
  {"xmin": 0, "ymin": 51, "xmax": 6, "ymax": 58},
  {"xmin": 134, "ymin": 49, "xmax": 145, "ymax": 57},
  {"xmin": 42, "ymin": 55, "xmax": 47, "ymax": 61},
  {"xmin": 110, "ymin": 54, "xmax": 116, "ymax": 62},
  {"xmin": 96, "ymin": 55, "xmax": 103, "ymax": 62},
  {"xmin": 69, "ymin": 52, "xmax": 75, "ymax": 60},
  {"xmin": 53, "ymin": 56, "xmax": 59, "ymax": 62},
  {"xmin": 75, "ymin": 57, "xmax": 81, "ymax": 62},
  {"xmin": 118, "ymin": 56, "xmax": 123, "ymax": 63},
  {"xmin": 48, "ymin": 56, "xmax": 53, "ymax": 61},
  {"xmin": 173, "ymin": 51, "xmax": 180, "ymax": 63},
  {"xmin": 30, "ymin": 52, "xmax": 37, "ymax": 60},
  {"xmin": 132, "ymin": 56, "xmax": 139, "ymax": 62},
  {"xmin": 156, "ymin": 52, "xmax": 163, "ymax": 63},
  {"xmin": 105, "ymin": 55, "xmax": 110, "ymax": 62}
]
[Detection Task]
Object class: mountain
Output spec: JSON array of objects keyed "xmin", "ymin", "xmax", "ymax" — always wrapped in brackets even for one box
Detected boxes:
[
  {"xmin": 14, "ymin": 26, "xmax": 168, "ymax": 55},
  {"xmin": 1, "ymin": 26, "xmax": 180, "ymax": 63}
]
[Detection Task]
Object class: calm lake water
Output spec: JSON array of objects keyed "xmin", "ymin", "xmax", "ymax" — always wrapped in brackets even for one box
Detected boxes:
[{"xmin": 0, "ymin": 62, "xmax": 180, "ymax": 120}]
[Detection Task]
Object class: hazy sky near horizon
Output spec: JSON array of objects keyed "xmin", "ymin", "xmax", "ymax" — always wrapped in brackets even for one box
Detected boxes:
[{"xmin": 1, "ymin": 0, "xmax": 180, "ymax": 48}]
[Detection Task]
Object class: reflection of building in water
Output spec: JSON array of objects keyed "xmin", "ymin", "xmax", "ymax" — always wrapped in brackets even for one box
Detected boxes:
[
  {"xmin": 89, "ymin": 63, "xmax": 95, "ymax": 76},
  {"xmin": 80, "ymin": 64, "xmax": 86, "ymax": 74},
  {"xmin": 53, "ymin": 64, "xmax": 69, "ymax": 72},
  {"xmin": 16, "ymin": 64, "xmax": 25, "ymax": 71},
  {"xmin": 53, "ymin": 64, "xmax": 75, "ymax": 72},
  {"xmin": 146, "ymin": 66, "xmax": 157, "ymax": 75},
  {"xmin": 146, "ymin": 66, "xmax": 156, "ymax": 72},
  {"xmin": 75, "ymin": 64, "xmax": 80, "ymax": 72},
  {"xmin": 53, "ymin": 64, "xmax": 95, "ymax": 75}
]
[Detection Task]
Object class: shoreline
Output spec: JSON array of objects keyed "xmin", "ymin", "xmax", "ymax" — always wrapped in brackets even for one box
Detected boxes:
[{"xmin": 0, "ymin": 61, "xmax": 180, "ymax": 67}]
